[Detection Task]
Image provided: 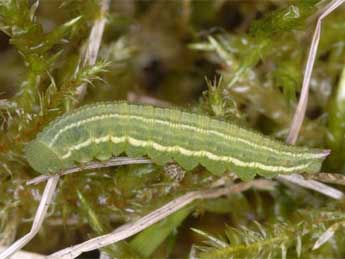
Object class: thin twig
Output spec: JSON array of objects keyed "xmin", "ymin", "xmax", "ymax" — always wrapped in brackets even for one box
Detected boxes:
[
  {"xmin": 27, "ymin": 157, "xmax": 152, "ymax": 185},
  {"xmin": 75, "ymin": 0, "xmax": 110, "ymax": 100},
  {"xmin": 47, "ymin": 180, "xmax": 262, "ymax": 259},
  {"xmin": 287, "ymin": 0, "xmax": 345, "ymax": 144}
]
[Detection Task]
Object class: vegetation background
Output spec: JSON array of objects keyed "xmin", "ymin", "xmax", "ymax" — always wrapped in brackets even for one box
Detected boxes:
[{"xmin": 1, "ymin": 0, "xmax": 345, "ymax": 258}]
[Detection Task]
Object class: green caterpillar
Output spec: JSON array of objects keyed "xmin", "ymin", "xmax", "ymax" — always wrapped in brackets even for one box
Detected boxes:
[{"xmin": 25, "ymin": 102, "xmax": 329, "ymax": 180}]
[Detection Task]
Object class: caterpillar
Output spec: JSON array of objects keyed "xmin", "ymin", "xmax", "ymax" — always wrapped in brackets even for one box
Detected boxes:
[{"xmin": 25, "ymin": 102, "xmax": 329, "ymax": 181}]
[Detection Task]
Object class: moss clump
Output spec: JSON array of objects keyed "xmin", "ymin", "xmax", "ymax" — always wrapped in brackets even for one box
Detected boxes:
[{"xmin": 1, "ymin": 1, "xmax": 345, "ymax": 258}]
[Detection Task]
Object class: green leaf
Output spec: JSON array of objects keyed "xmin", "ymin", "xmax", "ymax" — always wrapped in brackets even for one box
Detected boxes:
[{"xmin": 129, "ymin": 205, "xmax": 194, "ymax": 257}]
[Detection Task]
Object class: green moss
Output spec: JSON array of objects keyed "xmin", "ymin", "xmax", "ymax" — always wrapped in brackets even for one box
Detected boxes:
[{"xmin": 1, "ymin": 0, "xmax": 345, "ymax": 257}]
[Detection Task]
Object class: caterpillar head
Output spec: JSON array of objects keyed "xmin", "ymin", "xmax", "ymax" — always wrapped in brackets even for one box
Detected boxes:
[{"xmin": 25, "ymin": 140, "xmax": 64, "ymax": 174}]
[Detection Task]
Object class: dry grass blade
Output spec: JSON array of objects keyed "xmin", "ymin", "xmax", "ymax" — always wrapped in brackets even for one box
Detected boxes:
[
  {"xmin": 75, "ymin": 0, "xmax": 111, "ymax": 100},
  {"xmin": 304, "ymin": 172, "xmax": 345, "ymax": 186},
  {"xmin": 0, "ymin": 246, "xmax": 44, "ymax": 259},
  {"xmin": 277, "ymin": 174, "xmax": 344, "ymax": 200},
  {"xmin": 287, "ymin": 0, "xmax": 345, "ymax": 144},
  {"xmin": 281, "ymin": 0, "xmax": 345, "ymax": 200},
  {"xmin": 47, "ymin": 181, "xmax": 261, "ymax": 259},
  {"xmin": 0, "ymin": 176, "xmax": 60, "ymax": 259}
]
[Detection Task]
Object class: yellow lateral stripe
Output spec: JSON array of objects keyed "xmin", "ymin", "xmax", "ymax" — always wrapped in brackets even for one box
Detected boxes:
[
  {"xmin": 60, "ymin": 135, "xmax": 311, "ymax": 173},
  {"xmin": 49, "ymin": 113, "xmax": 323, "ymax": 159}
]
